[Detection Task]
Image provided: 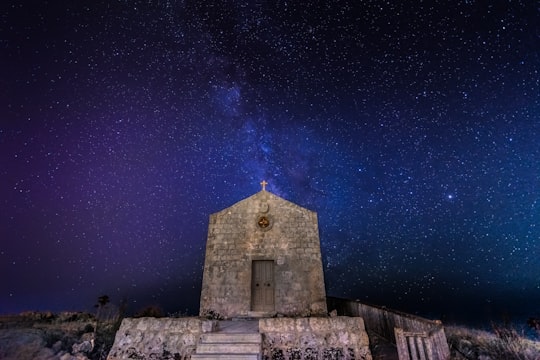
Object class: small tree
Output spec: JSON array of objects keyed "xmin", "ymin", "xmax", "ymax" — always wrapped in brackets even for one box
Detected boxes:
[
  {"xmin": 95, "ymin": 295, "xmax": 110, "ymax": 321},
  {"xmin": 90, "ymin": 295, "xmax": 125, "ymax": 360}
]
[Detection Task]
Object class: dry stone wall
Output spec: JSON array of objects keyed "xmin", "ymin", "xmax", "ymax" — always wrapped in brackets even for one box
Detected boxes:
[
  {"xmin": 107, "ymin": 316, "xmax": 372, "ymax": 360},
  {"xmin": 106, "ymin": 317, "xmax": 216, "ymax": 360},
  {"xmin": 259, "ymin": 317, "xmax": 372, "ymax": 360}
]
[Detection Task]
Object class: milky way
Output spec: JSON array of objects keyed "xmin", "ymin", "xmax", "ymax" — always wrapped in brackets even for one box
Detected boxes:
[{"xmin": 1, "ymin": 1, "xmax": 539, "ymax": 324}]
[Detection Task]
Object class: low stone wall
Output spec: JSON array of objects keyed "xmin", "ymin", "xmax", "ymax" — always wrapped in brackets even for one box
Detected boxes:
[
  {"xmin": 259, "ymin": 317, "xmax": 372, "ymax": 360},
  {"xmin": 107, "ymin": 317, "xmax": 216, "ymax": 360},
  {"xmin": 107, "ymin": 316, "xmax": 372, "ymax": 360}
]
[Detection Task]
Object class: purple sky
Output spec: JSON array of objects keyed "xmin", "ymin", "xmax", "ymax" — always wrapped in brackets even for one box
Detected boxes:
[{"xmin": 2, "ymin": 1, "xmax": 540, "ymax": 324}]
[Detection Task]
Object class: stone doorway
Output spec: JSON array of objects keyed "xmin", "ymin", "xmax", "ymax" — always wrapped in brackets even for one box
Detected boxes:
[{"xmin": 251, "ymin": 260, "xmax": 274, "ymax": 312}]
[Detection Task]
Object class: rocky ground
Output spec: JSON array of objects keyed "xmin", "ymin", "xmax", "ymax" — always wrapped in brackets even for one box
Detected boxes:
[
  {"xmin": 0, "ymin": 311, "xmax": 118, "ymax": 360},
  {"xmin": 5, "ymin": 311, "xmax": 537, "ymax": 360},
  {"xmin": 1, "ymin": 312, "xmax": 400, "ymax": 360}
]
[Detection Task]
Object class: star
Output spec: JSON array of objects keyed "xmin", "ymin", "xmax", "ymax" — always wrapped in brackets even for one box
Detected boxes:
[{"xmin": 0, "ymin": 0, "xmax": 538, "ymax": 325}]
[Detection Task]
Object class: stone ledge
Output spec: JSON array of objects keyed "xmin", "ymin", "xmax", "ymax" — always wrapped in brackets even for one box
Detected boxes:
[
  {"xmin": 107, "ymin": 316, "xmax": 373, "ymax": 360},
  {"xmin": 107, "ymin": 317, "xmax": 214, "ymax": 360},
  {"xmin": 259, "ymin": 317, "xmax": 372, "ymax": 360}
]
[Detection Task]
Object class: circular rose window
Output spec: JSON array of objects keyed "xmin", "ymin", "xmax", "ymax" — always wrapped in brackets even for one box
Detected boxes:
[{"xmin": 258, "ymin": 216, "xmax": 270, "ymax": 228}]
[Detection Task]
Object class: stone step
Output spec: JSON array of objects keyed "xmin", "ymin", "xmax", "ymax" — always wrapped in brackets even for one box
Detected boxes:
[
  {"xmin": 247, "ymin": 311, "xmax": 275, "ymax": 318},
  {"xmin": 200, "ymin": 332, "xmax": 261, "ymax": 344},
  {"xmin": 193, "ymin": 332, "xmax": 261, "ymax": 360},
  {"xmin": 191, "ymin": 355, "xmax": 259, "ymax": 360},
  {"xmin": 196, "ymin": 342, "xmax": 261, "ymax": 354}
]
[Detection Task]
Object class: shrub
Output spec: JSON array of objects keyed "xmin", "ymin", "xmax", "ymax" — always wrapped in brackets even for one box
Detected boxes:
[
  {"xmin": 134, "ymin": 305, "xmax": 164, "ymax": 318},
  {"xmin": 202, "ymin": 310, "xmax": 224, "ymax": 320},
  {"xmin": 446, "ymin": 324, "xmax": 540, "ymax": 360}
]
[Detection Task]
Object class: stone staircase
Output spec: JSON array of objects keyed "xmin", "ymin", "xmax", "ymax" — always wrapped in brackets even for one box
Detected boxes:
[{"xmin": 191, "ymin": 332, "xmax": 262, "ymax": 360}]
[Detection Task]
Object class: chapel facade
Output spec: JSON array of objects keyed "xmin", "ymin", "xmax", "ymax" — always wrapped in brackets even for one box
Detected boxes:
[{"xmin": 199, "ymin": 181, "xmax": 327, "ymax": 318}]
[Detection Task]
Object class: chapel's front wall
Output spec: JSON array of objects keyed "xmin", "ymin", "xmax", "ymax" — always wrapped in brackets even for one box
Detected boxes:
[{"xmin": 199, "ymin": 191, "xmax": 327, "ymax": 318}]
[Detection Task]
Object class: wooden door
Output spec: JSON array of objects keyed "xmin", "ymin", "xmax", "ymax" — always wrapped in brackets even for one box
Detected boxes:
[{"xmin": 251, "ymin": 260, "xmax": 274, "ymax": 311}]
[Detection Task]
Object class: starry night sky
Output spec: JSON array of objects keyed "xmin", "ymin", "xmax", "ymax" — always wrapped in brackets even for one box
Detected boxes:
[{"xmin": 1, "ymin": 1, "xmax": 539, "ymax": 325}]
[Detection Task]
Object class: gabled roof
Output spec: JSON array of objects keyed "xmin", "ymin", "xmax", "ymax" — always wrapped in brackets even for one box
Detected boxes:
[{"xmin": 212, "ymin": 189, "xmax": 314, "ymax": 215}]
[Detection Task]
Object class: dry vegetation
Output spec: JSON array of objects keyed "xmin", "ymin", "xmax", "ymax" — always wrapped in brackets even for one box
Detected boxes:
[
  {"xmin": 446, "ymin": 324, "xmax": 540, "ymax": 360},
  {"xmin": 0, "ymin": 297, "xmax": 123, "ymax": 360}
]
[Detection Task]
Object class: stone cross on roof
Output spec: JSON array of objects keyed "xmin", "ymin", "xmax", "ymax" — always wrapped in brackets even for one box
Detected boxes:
[{"xmin": 260, "ymin": 180, "xmax": 268, "ymax": 191}]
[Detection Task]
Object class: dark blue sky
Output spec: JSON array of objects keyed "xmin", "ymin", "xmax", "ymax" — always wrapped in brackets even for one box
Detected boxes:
[{"xmin": 1, "ymin": 0, "xmax": 539, "ymax": 324}]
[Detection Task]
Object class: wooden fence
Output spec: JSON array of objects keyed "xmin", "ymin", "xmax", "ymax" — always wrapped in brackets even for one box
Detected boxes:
[
  {"xmin": 395, "ymin": 327, "xmax": 449, "ymax": 360},
  {"xmin": 327, "ymin": 297, "xmax": 450, "ymax": 360}
]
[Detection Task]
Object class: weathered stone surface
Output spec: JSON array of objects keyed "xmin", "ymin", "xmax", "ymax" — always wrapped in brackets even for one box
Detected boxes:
[
  {"xmin": 107, "ymin": 316, "xmax": 372, "ymax": 360},
  {"xmin": 259, "ymin": 317, "xmax": 372, "ymax": 360},
  {"xmin": 72, "ymin": 340, "xmax": 93, "ymax": 355},
  {"xmin": 200, "ymin": 190, "xmax": 327, "ymax": 318},
  {"xmin": 106, "ymin": 317, "xmax": 210, "ymax": 360}
]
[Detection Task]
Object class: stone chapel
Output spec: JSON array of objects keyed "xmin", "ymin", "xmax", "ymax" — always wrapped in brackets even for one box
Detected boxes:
[
  {"xmin": 108, "ymin": 181, "xmax": 449, "ymax": 360},
  {"xmin": 199, "ymin": 181, "xmax": 328, "ymax": 318}
]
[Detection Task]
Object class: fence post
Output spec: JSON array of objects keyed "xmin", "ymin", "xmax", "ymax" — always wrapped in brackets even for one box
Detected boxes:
[
  {"xmin": 395, "ymin": 328, "xmax": 410, "ymax": 360},
  {"xmin": 424, "ymin": 335, "xmax": 434, "ymax": 359},
  {"xmin": 417, "ymin": 336, "xmax": 427, "ymax": 360}
]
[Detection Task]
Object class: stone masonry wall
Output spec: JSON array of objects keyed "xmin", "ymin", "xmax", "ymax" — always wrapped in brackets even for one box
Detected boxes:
[
  {"xmin": 106, "ymin": 317, "xmax": 216, "ymax": 360},
  {"xmin": 259, "ymin": 317, "xmax": 372, "ymax": 360},
  {"xmin": 200, "ymin": 190, "xmax": 327, "ymax": 318}
]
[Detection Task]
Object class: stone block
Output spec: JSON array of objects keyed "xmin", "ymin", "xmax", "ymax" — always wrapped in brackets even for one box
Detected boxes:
[
  {"xmin": 259, "ymin": 317, "xmax": 372, "ymax": 360},
  {"xmin": 107, "ymin": 318, "xmax": 206, "ymax": 360}
]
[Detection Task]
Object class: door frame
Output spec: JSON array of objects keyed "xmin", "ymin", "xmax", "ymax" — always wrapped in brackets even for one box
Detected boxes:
[{"xmin": 251, "ymin": 259, "xmax": 275, "ymax": 312}]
